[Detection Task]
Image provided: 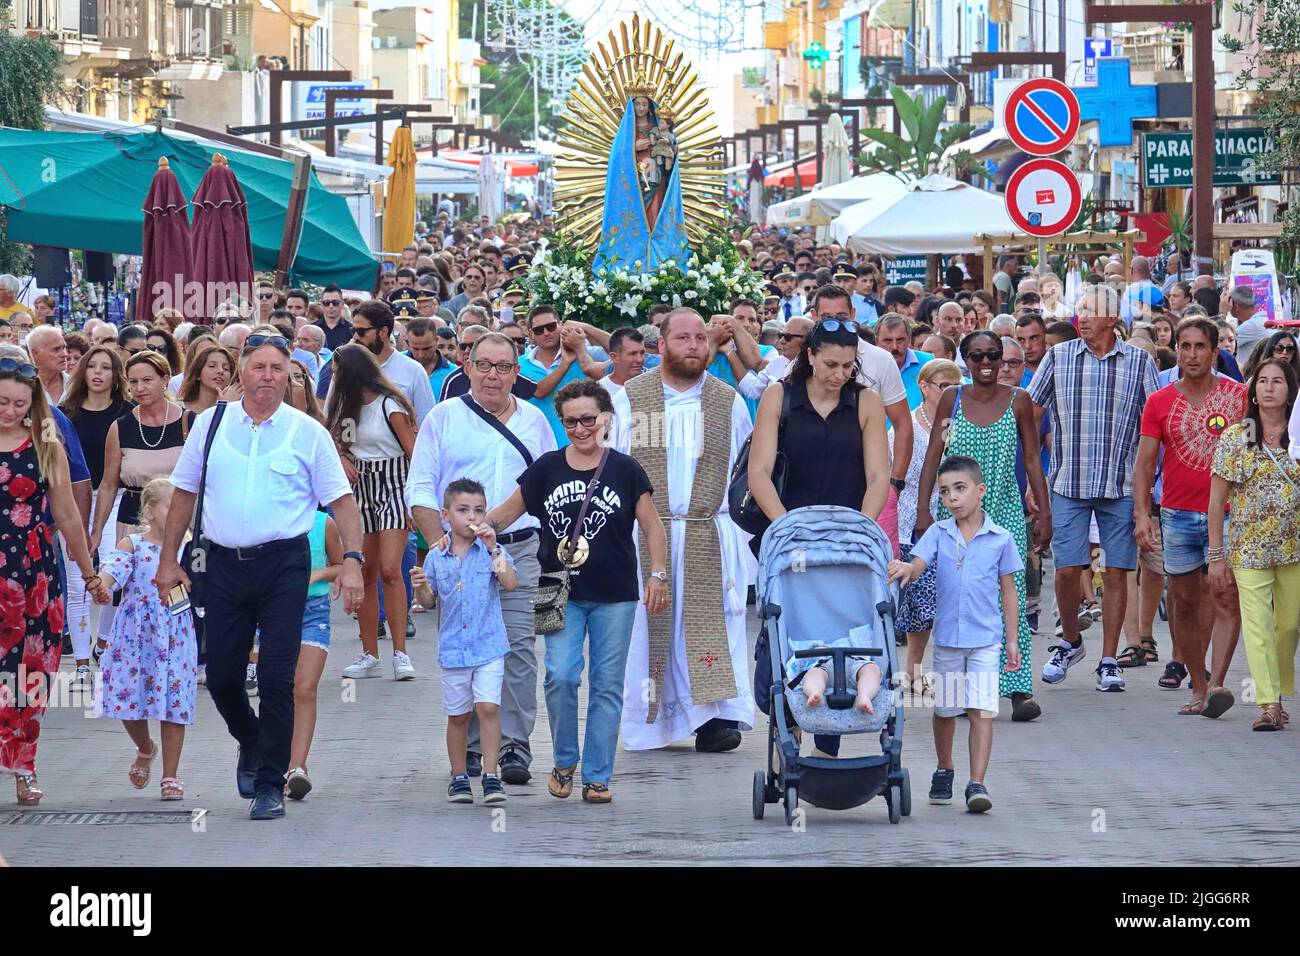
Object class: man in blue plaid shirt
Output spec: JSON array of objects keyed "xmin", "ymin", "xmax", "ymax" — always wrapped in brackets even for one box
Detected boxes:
[{"xmin": 1027, "ymin": 283, "xmax": 1160, "ymax": 694}]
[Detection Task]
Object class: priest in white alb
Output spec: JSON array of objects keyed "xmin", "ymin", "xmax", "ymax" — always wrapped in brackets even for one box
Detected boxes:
[{"xmin": 611, "ymin": 307, "xmax": 755, "ymax": 752}]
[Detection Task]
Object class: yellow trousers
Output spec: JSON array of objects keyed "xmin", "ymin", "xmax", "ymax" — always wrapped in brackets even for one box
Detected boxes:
[{"xmin": 1234, "ymin": 563, "xmax": 1300, "ymax": 705}]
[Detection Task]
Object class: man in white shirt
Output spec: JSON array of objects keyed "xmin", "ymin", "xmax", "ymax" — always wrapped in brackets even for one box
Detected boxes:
[
  {"xmin": 734, "ymin": 316, "xmax": 808, "ymax": 400},
  {"xmin": 599, "ymin": 326, "xmax": 646, "ymax": 399},
  {"xmin": 408, "ymin": 332, "xmax": 556, "ymax": 783},
  {"xmin": 348, "ymin": 301, "xmax": 435, "ymax": 425},
  {"xmin": 157, "ymin": 333, "xmax": 365, "ymax": 821},
  {"xmin": 1228, "ymin": 284, "xmax": 1270, "ymax": 363}
]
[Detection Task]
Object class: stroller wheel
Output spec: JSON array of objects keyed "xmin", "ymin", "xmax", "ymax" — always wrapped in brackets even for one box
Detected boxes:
[
  {"xmin": 783, "ymin": 786, "xmax": 799, "ymax": 826},
  {"xmin": 899, "ymin": 768, "xmax": 912, "ymax": 817},
  {"xmin": 887, "ymin": 786, "xmax": 902, "ymax": 824},
  {"xmin": 752, "ymin": 771, "xmax": 766, "ymax": 821}
]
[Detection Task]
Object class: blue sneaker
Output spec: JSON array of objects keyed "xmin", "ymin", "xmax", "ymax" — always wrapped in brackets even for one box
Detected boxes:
[
  {"xmin": 965, "ymin": 781, "xmax": 992, "ymax": 813},
  {"xmin": 249, "ymin": 786, "xmax": 285, "ymax": 820},
  {"xmin": 929, "ymin": 768, "xmax": 954, "ymax": 805},
  {"xmin": 447, "ymin": 774, "xmax": 474, "ymax": 804}
]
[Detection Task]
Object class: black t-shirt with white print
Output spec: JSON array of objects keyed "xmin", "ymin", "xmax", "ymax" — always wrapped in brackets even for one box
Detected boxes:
[{"xmin": 517, "ymin": 448, "xmax": 653, "ymax": 604}]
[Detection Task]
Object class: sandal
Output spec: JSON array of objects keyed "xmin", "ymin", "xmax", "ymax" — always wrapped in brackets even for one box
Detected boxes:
[
  {"xmin": 1116, "ymin": 645, "xmax": 1147, "ymax": 668},
  {"xmin": 1178, "ymin": 698, "xmax": 1206, "ymax": 716},
  {"xmin": 160, "ymin": 777, "xmax": 184, "ymax": 801},
  {"xmin": 1139, "ymin": 636, "xmax": 1158, "ymax": 663},
  {"xmin": 547, "ymin": 766, "xmax": 575, "ymax": 799},
  {"xmin": 1252, "ymin": 709, "xmax": 1283, "ymax": 731},
  {"xmin": 1202, "ymin": 687, "xmax": 1235, "ymax": 720},
  {"xmin": 1158, "ymin": 661, "xmax": 1188, "ymax": 690},
  {"xmin": 129, "ymin": 741, "xmax": 158, "ymax": 789},
  {"xmin": 582, "ymin": 782, "xmax": 612, "ymax": 804},
  {"xmin": 15, "ymin": 772, "xmax": 42, "ymax": 806}
]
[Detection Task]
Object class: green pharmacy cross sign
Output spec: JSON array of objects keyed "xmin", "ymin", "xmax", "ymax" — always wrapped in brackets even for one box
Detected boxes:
[
  {"xmin": 1142, "ymin": 129, "xmax": 1280, "ymax": 188},
  {"xmin": 803, "ymin": 42, "xmax": 830, "ymax": 70}
]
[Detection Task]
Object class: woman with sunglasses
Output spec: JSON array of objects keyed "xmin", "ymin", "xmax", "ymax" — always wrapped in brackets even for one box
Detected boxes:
[
  {"xmin": 90, "ymin": 352, "xmax": 193, "ymax": 558},
  {"xmin": 748, "ymin": 315, "xmax": 892, "ymax": 756},
  {"xmin": 915, "ymin": 330, "xmax": 1052, "ymax": 723},
  {"xmin": 0, "ymin": 356, "xmax": 111, "ymax": 804},
  {"xmin": 60, "ymin": 345, "xmax": 134, "ymax": 678},
  {"xmin": 327, "ymin": 344, "xmax": 419, "ymax": 681},
  {"xmin": 1242, "ymin": 329, "xmax": 1299, "ymax": 383},
  {"xmin": 145, "ymin": 328, "xmax": 181, "ymax": 379},
  {"xmin": 484, "ymin": 379, "xmax": 668, "ymax": 802}
]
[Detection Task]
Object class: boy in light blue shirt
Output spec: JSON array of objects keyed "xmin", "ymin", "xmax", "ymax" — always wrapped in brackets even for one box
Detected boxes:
[
  {"xmin": 889, "ymin": 455, "xmax": 1022, "ymax": 814},
  {"xmin": 410, "ymin": 478, "xmax": 517, "ymax": 806}
]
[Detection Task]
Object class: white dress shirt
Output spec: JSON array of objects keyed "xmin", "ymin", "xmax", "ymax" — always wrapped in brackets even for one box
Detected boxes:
[
  {"xmin": 379, "ymin": 349, "xmax": 436, "ymax": 425},
  {"xmin": 407, "ymin": 394, "xmax": 556, "ymax": 533},
  {"xmin": 169, "ymin": 400, "xmax": 351, "ymax": 549},
  {"xmin": 736, "ymin": 353, "xmax": 792, "ymax": 400},
  {"xmin": 855, "ymin": 339, "xmax": 908, "ymax": 406}
]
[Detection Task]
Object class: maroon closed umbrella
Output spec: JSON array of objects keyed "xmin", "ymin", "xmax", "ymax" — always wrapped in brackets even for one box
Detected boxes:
[
  {"xmin": 190, "ymin": 153, "xmax": 255, "ymax": 323},
  {"xmin": 137, "ymin": 156, "xmax": 193, "ymax": 324}
]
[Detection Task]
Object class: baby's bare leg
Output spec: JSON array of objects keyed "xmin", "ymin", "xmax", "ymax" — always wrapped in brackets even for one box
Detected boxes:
[
  {"xmin": 803, "ymin": 667, "xmax": 829, "ymax": 707},
  {"xmin": 854, "ymin": 662, "xmax": 882, "ymax": 712}
]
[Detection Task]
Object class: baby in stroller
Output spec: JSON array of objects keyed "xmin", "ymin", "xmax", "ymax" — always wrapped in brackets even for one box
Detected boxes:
[{"xmin": 789, "ymin": 624, "xmax": 884, "ymax": 713}]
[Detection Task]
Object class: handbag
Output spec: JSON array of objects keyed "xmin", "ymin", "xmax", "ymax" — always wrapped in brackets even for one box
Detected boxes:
[
  {"xmin": 181, "ymin": 400, "xmax": 228, "ymax": 620},
  {"xmin": 727, "ymin": 383, "xmax": 792, "ymax": 537},
  {"xmin": 533, "ymin": 447, "xmax": 610, "ymax": 635}
]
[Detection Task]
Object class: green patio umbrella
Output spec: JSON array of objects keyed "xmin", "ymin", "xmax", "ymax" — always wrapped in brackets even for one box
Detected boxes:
[{"xmin": 0, "ymin": 128, "xmax": 377, "ymax": 290}]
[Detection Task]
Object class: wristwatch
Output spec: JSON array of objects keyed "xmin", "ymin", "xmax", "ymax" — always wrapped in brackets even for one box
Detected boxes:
[
  {"xmin": 343, "ymin": 551, "xmax": 366, "ymax": 566},
  {"xmin": 650, "ymin": 570, "xmax": 669, "ymax": 583},
  {"xmin": 890, "ymin": 478, "xmax": 906, "ymax": 494}
]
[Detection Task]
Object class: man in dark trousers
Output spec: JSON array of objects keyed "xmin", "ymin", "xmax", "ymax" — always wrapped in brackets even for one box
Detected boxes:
[{"xmin": 156, "ymin": 331, "xmax": 366, "ymax": 820}]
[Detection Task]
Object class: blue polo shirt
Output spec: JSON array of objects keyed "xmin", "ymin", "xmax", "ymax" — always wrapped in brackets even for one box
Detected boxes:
[
  {"xmin": 911, "ymin": 513, "xmax": 1024, "ymax": 649},
  {"xmin": 899, "ymin": 349, "xmax": 932, "ymax": 409},
  {"xmin": 518, "ymin": 346, "xmax": 589, "ymax": 447},
  {"xmin": 708, "ymin": 344, "xmax": 777, "ymax": 421}
]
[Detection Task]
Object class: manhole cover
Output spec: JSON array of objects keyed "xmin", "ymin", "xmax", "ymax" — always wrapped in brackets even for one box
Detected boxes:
[{"xmin": 3, "ymin": 810, "xmax": 195, "ymax": 826}]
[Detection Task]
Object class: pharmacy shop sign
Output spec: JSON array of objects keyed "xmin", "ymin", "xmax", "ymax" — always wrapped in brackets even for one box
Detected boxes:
[{"xmin": 1142, "ymin": 129, "xmax": 1279, "ymax": 188}]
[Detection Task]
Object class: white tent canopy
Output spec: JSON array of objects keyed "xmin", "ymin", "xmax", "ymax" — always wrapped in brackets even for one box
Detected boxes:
[
  {"xmin": 830, "ymin": 174, "xmax": 1019, "ymax": 255},
  {"xmin": 765, "ymin": 172, "xmax": 909, "ymax": 228}
]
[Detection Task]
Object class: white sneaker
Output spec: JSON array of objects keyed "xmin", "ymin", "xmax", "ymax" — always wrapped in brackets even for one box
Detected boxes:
[
  {"xmin": 75, "ymin": 663, "xmax": 92, "ymax": 684},
  {"xmin": 1041, "ymin": 640, "xmax": 1086, "ymax": 684},
  {"xmin": 342, "ymin": 652, "xmax": 381, "ymax": 679},
  {"xmin": 1095, "ymin": 659, "xmax": 1126, "ymax": 692},
  {"xmin": 393, "ymin": 651, "xmax": 415, "ymax": 681}
]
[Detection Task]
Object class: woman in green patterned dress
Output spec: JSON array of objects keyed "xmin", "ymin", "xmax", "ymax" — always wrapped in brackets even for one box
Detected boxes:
[{"xmin": 915, "ymin": 330, "xmax": 1052, "ymax": 722}]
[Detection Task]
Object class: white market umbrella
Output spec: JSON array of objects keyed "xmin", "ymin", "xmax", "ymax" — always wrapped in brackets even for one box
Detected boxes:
[
  {"xmin": 765, "ymin": 172, "xmax": 909, "ymax": 228},
  {"xmin": 815, "ymin": 114, "xmax": 853, "ymax": 242},
  {"xmin": 746, "ymin": 156, "xmax": 765, "ymax": 226},
  {"xmin": 830, "ymin": 174, "xmax": 1019, "ymax": 256}
]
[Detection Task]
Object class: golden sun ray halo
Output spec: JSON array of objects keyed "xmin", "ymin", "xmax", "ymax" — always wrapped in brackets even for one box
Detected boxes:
[{"xmin": 553, "ymin": 13, "xmax": 726, "ymax": 256}]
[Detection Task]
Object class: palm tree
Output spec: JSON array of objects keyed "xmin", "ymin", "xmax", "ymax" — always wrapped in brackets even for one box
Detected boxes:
[{"xmin": 858, "ymin": 86, "xmax": 980, "ymax": 183}]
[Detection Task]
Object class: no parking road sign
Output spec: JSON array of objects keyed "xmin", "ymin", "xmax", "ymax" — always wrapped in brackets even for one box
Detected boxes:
[
  {"xmin": 1003, "ymin": 78, "xmax": 1080, "ymax": 157},
  {"xmin": 1004, "ymin": 158, "xmax": 1082, "ymax": 238}
]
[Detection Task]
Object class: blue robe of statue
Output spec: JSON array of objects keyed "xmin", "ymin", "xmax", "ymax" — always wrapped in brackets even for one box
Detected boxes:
[{"xmin": 591, "ymin": 99, "xmax": 690, "ymax": 275}]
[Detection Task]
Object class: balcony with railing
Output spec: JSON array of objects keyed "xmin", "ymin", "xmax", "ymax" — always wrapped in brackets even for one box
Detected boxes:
[
  {"xmin": 99, "ymin": 0, "xmax": 223, "ymax": 65},
  {"xmin": 1119, "ymin": 27, "xmax": 1189, "ymax": 83},
  {"xmin": 20, "ymin": 0, "xmax": 100, "ymax": 39}
]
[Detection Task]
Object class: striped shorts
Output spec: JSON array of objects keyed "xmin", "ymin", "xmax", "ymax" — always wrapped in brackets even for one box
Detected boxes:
[{"xmin": 355, "ymin": 455, "xmax": 409, "ymax": 534}]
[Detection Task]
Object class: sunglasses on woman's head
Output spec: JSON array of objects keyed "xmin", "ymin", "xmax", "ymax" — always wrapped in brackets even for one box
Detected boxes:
[
  {"xmin": 0, "ymin": 358, "xmax": 37, "ymax": 378},
  {"xmin": 814, "ymin": 319, "xmax": 859, "ymax": 334}
]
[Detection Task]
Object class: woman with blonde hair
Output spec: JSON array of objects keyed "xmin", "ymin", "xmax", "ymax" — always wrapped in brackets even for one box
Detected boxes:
[
  {"xmin": 152, "ymin": 308, "xmax": 183, "ymax": 333},
  {"xmin": 0, "ymin": 354, "xmax": 110, "ymax": 804}
]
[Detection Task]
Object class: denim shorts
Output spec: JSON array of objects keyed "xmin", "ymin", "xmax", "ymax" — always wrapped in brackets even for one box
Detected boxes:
[
  {"xmin": 1050, "ymin": 493, "xmax": 1137, "ymax": 570},
  {"xmin": 1159, "ymin": 508, "xmax": 1227, "ymax": 576},
  {"xmin": 300, "ymin": 594, "xmax": 332, "ymax": 651}
]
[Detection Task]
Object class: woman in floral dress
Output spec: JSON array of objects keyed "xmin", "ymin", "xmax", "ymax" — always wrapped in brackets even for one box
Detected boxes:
[
  {"xmin": 93, "ymin": 478, "xmax": 197, "ymax": 800},
  {"xmin": 0, "ymin": 359, "xmax": 109, "ymax": 804}
]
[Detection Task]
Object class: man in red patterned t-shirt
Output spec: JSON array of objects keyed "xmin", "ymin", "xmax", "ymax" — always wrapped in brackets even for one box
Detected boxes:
[{"xmin": 1134, "ymin": 316, "xmax": 1247, "ymax": 716}]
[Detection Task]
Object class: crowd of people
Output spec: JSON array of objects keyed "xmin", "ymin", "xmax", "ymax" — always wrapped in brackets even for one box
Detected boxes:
[{"xmin": 0, "ymin": 219, "xmax": 1297, "ymax": 821}]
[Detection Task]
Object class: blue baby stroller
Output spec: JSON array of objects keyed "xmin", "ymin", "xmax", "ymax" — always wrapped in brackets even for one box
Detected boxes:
[{"xmin": 751, "ymin": 506, "xmax": 910, "ymax": 824}]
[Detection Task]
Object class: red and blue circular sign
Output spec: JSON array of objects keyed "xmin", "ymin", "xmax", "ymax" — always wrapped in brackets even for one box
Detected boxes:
[
  {"xmin": 1003, "ymin": 78, "xmax": 1081, "ymax": 157},
  {"xmin": 1004, "ymin": 158, "xmax": 1082, "ymax": 238}
]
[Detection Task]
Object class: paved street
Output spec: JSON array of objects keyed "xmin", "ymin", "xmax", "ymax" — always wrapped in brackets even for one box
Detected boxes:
[{"xmin": 4, "ymin": 571, "xmax": 1297, "ymax": 867}]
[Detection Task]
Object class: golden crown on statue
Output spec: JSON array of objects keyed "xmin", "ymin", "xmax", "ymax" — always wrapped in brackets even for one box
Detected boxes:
[{"xmin": 624, "ymin": 68, "xmax": 657, "ymax": 99}]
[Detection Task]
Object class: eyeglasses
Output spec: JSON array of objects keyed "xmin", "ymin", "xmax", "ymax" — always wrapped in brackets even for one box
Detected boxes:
[
  {"xmin": 814, "ymin": 319, "xmax": 859, "ymax": 334},
  {"xmin": 457, "ymin": 342, "xmax": 473, "ymax": 351},
  {"xmin": 1001, "ymin": 358, "xmax": 1025, "ymax": 369},
  {"xmin": 562, "ymin": 414, "xmax": 599, "ymax": 431},
  {"xmin": 243, "ymin": 334, "xmax": 290, "ymax": 353},
  {"xmin": 966, "ymin": 349, "xmax": 1003, "ymax": 364},
  {"xmin": 124, "ymin": 345, "xmax": 146, "ymax": 355},
  {"xmin": 779, "ymin": 332, "xmax": 806, "ymax": 342},
  {"xmin": 0, "ymin": 358, "xmax": 37, "ymax": 378},
  {"xmin": 473, "ymin": 360, "xmax": 517, "ymax": 375},
  {"xmin": 352, "ymin": 326, "xmax": 377, "ymax": 337},
  {"xmin": 763, "ymin": 307, "xmax": 778, "ymax": 315},
  {"xmin": 1274, "ymin": 343, "xmax": 1297, "ymax": 355},
  {"xmin": 321, "ymin": 299, "xmax": 342, "ymax": 307},
  {"xmin": 257, "ymin": 292, "xmax": 275, "ymax": 300},
  {"xmin": 530, "ymin": 322, "xmax": 559, "ymax": 334},
  {"xmin": 215, "ymin": 317, "xmax": 232, "ymax": 326}
]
